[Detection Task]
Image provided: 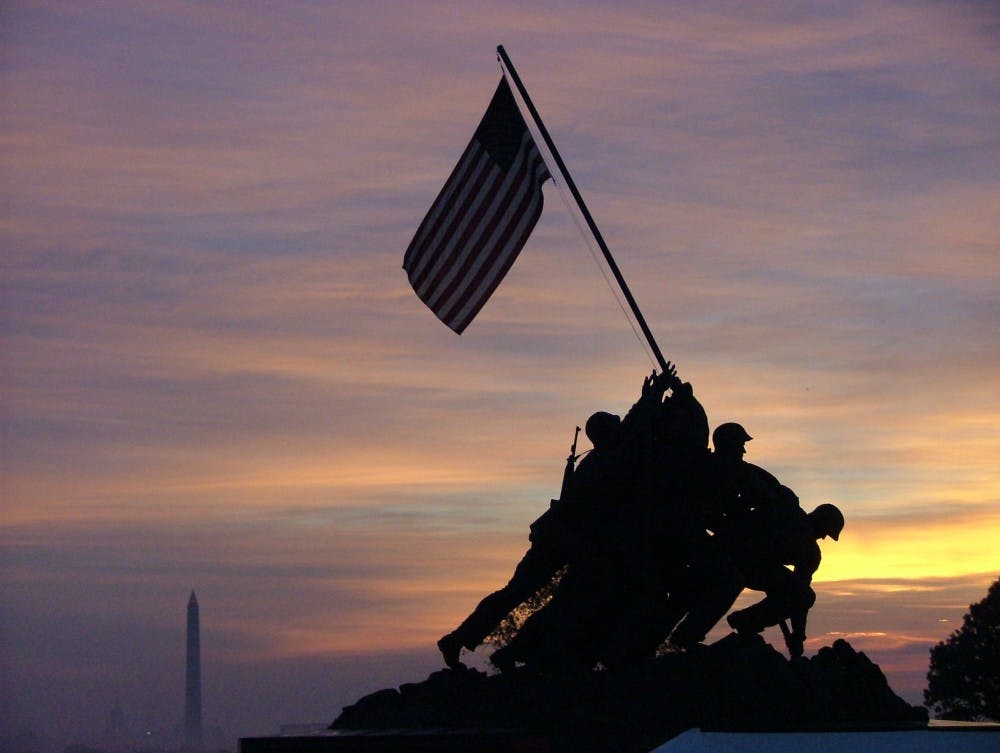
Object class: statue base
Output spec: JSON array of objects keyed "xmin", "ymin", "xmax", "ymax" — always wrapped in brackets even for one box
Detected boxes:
[{"xmin": 243, "ymin": 636, "xmax": 934, "ymax": 753}]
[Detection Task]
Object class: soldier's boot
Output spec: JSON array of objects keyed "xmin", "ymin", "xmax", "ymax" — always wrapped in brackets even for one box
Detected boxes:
[
  {"xmin": 727, "ymin": 598, "xmax": 780, "ymax": 635},
  {"xmin": 437, "ymin": 631, "xmax": 465, "ymax": 669},
  {"xmin": 489, "ymin": 645, "xmax": 516, "ymax": 674},
  {"xmin": 785, "ymin": 629, "xmax": 805, "ymax": 659},
  {"xmin": 668, "ymin": 617, "xmax": 707, "ymax": 650},
  {"xmin": 726, "ymin": 609, "xmax": 757, "ymax": 635}
]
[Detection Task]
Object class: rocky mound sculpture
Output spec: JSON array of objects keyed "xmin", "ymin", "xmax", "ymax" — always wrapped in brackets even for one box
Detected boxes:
[{"xmin": 332, "ymin": 636, "xmax": 926, "ymax": 752}]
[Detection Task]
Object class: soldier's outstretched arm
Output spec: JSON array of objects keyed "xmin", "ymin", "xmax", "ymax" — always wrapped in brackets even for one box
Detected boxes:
[
  {"xmin": 661, "ymin": 360, "xmax": 682, "ymax": 392},
  {"xmin": 641, "ymin": 362, "xmax": 681, "ymax": 401}
]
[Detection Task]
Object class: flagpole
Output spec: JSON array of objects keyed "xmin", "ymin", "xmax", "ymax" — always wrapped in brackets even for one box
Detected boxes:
[{"xmin": 496, "ymin": 45, "xmax": 670, "ymax": 374}]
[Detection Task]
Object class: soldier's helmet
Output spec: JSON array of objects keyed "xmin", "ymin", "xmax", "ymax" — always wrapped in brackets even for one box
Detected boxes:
[
  {"xmin": 810, "ymin": 503, "xmax": 845, "ymax": 541},
  {"xmin": 712, "ymin": 422, "xmax": 753, "ymax": 449},
  {"xmin": 585, "ymin": 411, "xmax": 622, "ymax": 450}
]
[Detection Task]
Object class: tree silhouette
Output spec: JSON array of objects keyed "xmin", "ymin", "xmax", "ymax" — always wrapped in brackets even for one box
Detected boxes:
[{"xmin": 924, "ymin": 577, "xmax": 1000, "ymax": 721}]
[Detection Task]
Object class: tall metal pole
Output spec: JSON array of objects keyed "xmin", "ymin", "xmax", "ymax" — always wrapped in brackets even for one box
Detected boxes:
[{"xmin": 497, "ymin": 45, "xmax": 670, "ymax": 374}]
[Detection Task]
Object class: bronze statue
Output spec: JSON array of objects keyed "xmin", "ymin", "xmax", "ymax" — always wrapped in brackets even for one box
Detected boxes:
[
  {"xmin": 437, "ymin": 369, "xmax": 844, "ymax": 671},
  {"xmin": 437, "ymin": 367, "xmax": 679, "ymax": 669}
]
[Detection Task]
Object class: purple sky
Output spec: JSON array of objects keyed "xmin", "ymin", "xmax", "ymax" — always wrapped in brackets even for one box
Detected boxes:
[{"xmin": 2, "ymin": 2, "xmax": 998, "ymax": 751}]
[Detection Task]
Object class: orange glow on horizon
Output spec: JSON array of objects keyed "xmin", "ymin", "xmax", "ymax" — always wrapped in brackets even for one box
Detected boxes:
[{"xmin": 817, "ymin": 512, "xmax": 1000, "ymax": 581}]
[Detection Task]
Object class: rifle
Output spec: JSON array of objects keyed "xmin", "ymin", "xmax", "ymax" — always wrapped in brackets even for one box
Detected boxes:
[
  {"xmin": 529, "ymin": 426, "xmax": 580, "ymax": 543},
  {"xmin": 558, "ymin": 425, "xmax": 581, "ymax": 502}
]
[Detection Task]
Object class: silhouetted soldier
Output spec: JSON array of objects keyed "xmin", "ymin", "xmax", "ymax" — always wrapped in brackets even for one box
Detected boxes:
[
  {"xmin": 491, "ymin": 364, "xmax": 696, "ymax": 672},
  {"xmin": 493, "ymin": 368, "xmax": 715, "ymax": 672},
  {"xmin": 437, "ymin": 368, "xmax": 677, "ymax": 669},
  {"xmin": 726, "ymin": 501, "xmax": 844, "ymax": 658},
  {"xmin": 644, "ymin": 377, "xmax": 710, "ymax": 517},
  {"xmin": 594, "ymin": 373, "xmax": 711, "ymax": 668},
  {"xmin": 697, "ymin": 423, "xmax": 789, "ymax": 529},
  {"xmin": 666, "ymin": 422, "xmax": 784, "ymax": 649},
  {"xmin": 436, "ymin": 416, "xmax": 597, "ymax": 668}
]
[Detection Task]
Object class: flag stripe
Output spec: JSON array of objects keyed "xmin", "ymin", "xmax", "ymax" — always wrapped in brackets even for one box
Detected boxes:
[
  {"xmin": 447, "ymin": 157, "xmax": 547, "ymax": 331},
  {"xmin": 403, "ymin": 78, "xmax": 551, "ymax": 334},
  {"xmin": 404, "ymin": 146, "xmax": 493, "ymax": 286},
  {"xmin": 437, "ymin": 134, "xmax": 548, "ymax": 326},
  {"xmin": 424, "ymin": 131, "xmax": 539, "ymax": 310},
  {"xmin": 414, "ymin": 149, "xmax": 504, "ymax": 302}
]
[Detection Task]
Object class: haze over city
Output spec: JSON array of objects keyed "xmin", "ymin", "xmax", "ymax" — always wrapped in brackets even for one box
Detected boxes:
[{"xmin": 2, "ymin": 2, "xmax": 997, "ymax": 752}]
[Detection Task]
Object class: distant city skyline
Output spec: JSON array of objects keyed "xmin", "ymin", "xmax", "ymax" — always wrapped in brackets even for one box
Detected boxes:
[{"xmin": 2, "ymin": 2, "xmax": 997, "ymax": 752}]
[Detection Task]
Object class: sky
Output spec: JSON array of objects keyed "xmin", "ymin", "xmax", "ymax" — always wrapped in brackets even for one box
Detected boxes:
[{"xmin": 1, "ymin": 1, "xmax": 998, "ymax": 750}]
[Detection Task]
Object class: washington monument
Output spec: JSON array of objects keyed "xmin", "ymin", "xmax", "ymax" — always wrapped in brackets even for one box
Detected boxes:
[{"xmin": 185, "ymin": 590, "xmax": 202, "ymax": 748}]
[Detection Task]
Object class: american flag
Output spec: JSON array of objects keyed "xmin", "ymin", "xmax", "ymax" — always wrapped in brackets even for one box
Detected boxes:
[{"xmin": 403, "ymin": 78, "xmax": 552, "ymax": 334}]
